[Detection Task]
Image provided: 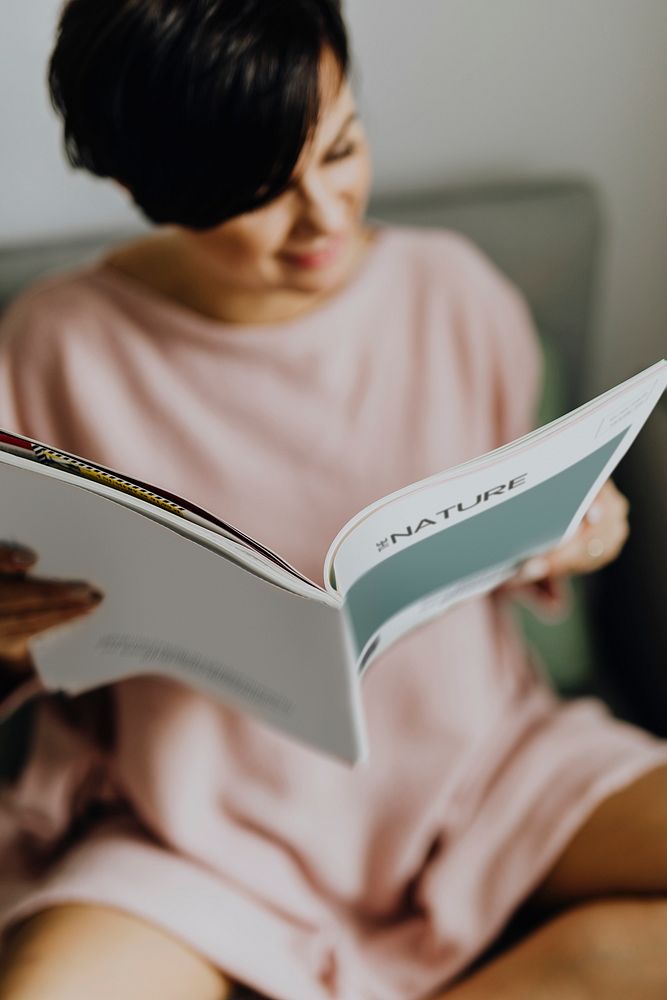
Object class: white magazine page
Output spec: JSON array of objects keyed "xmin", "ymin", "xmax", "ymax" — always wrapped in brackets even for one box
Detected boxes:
[
  {"xmin": 0, "ymin": 448, "xmax": 321, "ymax": 599},
  {"xmin": 328, "ymin": 361, "xmax": 666, "ymax": 672},
  {"xmin": 1, "ymin": 459, "xmax": 366, "ymax": 762},
  {"xmin": 0, "ymin": 430, "xmax": 317, "ymax": 590}
]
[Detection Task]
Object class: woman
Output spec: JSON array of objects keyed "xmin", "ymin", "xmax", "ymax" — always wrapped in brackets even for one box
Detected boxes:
[{"xmin": 1, "ymin": 2, "xmax": 666, "ymax": 998}]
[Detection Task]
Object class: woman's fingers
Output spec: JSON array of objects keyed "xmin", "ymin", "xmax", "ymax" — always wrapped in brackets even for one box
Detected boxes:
[
  {"xmin": 514, "ymin": 479, "xmax": 630, "ymax": 584},
  {"xmin": 0, "ymin": 564, "xmax": 104, "ymax": 668},
  {"xmin": 551, "ymin": 484, "xmax": 629, "ymax": 576},
  {"xmin": 0, "ymin": 542, "xmax": 104, "ymax": 672},
  {"xmin": 0, "ymin": 601, "xmax": 102, "ymax": 640},
  {"xmin": 0, "ymin": 576, "xmax": 102, "ymax": 614}
]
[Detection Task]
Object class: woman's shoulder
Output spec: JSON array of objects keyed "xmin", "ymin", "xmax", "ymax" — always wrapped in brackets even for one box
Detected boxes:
[
  {"xmin": 380, "ymin": 223, "xmax": 517, "ymax": 295},
  {"xmin": 379, "ymin": 223, "xmax": 541, "ymax": 430},
  {"xmin": 0, "ymin": 264, "xmax": 117, "ymax": 357},
  {"xmin": 2, "ymin": 264, "xmax": 109, "ymax": 323}
]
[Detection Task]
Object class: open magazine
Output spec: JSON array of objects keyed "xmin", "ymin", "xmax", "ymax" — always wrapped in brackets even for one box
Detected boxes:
[{"xmin": 1, "ymin": 360, "xmax": 665, "ymax": 762}]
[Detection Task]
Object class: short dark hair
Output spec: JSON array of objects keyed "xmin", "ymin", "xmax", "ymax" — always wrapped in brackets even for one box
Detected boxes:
[{"xmin": 48, "ymin": 0, "xmax": 349, "ymax": 229}]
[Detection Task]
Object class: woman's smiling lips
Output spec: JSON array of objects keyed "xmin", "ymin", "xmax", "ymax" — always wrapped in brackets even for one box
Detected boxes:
[{"xmin": 279, "ymin": 234, "xmax": 346, "ymax": 269}]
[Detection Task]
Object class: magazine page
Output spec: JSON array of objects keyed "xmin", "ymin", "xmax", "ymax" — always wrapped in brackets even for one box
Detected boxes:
[
  {"xmin": 0, "ymin": 432, "xmax": 319, "ymax": 597},
  {"xmin": 0, "ymin": 429, "xmax": 316, "ymax": 588},
  {"xmin": 0, "ymin": 456, "xmax": 365, "ymax": 762},
  {"xmin": 328, "ymin": 361, "xmax": 666, "ymax": 673}
]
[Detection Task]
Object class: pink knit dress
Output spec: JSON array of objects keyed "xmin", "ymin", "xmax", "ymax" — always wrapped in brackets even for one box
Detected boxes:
[{"xmin": 1, "ymin": 226, "xmax": 665, "ymax": 999}]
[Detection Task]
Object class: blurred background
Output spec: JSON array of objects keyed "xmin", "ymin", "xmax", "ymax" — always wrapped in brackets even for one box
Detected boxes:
[{"xmin": 0, "ymin": 0, "xmax": 665, "ymax": 732}]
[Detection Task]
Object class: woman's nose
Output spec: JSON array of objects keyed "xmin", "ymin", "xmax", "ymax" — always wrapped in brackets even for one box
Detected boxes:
[{"xmin": 294, "ymin": 171, "xmax": 347, "ymax": 235}]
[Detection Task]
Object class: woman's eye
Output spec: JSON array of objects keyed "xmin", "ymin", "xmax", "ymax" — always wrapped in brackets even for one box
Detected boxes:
[{"xmin": 326, "ymin": 143, "xmax": 357, "ymax": 163}]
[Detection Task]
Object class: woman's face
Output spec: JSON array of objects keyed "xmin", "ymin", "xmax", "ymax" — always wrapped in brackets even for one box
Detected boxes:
[{"xmin": 178, "ymin": 60, "xmax": 373, "ymax": 302}]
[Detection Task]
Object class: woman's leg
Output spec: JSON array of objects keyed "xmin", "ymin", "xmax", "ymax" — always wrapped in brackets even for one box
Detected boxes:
[
  {"xmin": 442, "ymin": 897, "xmax": 667, "ymax": 999},
  {"xmin": 0, "ymin": 903, "xmax": 233, "ymax": 1000},
  {"xmin": 531, "ymin": 763, "xmax": 667, "ymax": 905},
  {"xmin": 441, "ymin": 763, "xmax": 667, "ymax": 998}
]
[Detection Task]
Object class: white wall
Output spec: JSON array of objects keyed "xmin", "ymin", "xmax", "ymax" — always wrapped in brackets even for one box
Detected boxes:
[
  {"xmin": 0, "ymin": 0, "xmax": 143, "ymax": 241},
  {"xmin": 346, "ymin": 0, "xmax": 667, "ymax": 390},
  {"xmin": 1, "ymin": 0, "xmax": 666, "ymax": 387}
]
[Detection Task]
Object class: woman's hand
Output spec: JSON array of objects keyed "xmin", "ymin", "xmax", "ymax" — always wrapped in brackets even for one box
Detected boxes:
[
  {"xmin": 0, "ymin": 542, "xmax": 103, "ymax": 673},
  {"xmin": 514, "ymin": 479, "xmax": 630, "ymax": 587}
]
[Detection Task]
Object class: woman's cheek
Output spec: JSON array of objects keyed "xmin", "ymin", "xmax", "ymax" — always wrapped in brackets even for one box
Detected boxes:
[{"xmin": 348, "ymin": 154, "xmax": 373, "ymax": 216}]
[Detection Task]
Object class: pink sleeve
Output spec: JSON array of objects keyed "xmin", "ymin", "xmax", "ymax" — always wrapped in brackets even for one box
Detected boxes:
[
  {"xmin": 441, "ymin": 232, "xmax": 543, "ymax": 444},
  {"xmin": 489, "ymin": 276, "xmax": 543, "ymax": 446},
  {"xmin": 0, "ymin": 293, "xmax": 45, "ymax": 435}
]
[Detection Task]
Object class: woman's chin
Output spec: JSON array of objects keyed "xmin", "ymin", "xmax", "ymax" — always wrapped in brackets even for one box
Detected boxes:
[{"xmin": 285, "ymin": 267, "xmax": 347, "ymax": 296}]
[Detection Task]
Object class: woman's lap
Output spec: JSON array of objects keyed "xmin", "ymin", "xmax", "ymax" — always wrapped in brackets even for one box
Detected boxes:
[
  {"xmin": 3, "ymin": 763, "xmax": 667, "ymax": 1000},
  {"xmin": 441, "ymin": 762, "xmax": 667, "ymax": 995},
  {"xmin": 3, "ymin": 704, "xmax": 667, "ymax": 999}
]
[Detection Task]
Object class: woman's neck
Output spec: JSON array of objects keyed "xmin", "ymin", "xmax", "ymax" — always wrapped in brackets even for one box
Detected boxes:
[{"xmin": 104, "ymin": 227, "xmax": 377, "ymax": 326}]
